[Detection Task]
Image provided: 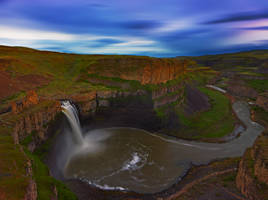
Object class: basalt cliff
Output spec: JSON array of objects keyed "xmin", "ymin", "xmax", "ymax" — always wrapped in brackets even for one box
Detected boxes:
[{"xmin": 236, "ymin": 134, "xmax": 268, "ymax": 200}]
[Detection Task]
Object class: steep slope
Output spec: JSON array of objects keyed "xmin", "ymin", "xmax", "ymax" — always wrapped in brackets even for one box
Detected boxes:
[{"xmin": 236, "ymin": 134, "xmax": 268, "ymax": 200}]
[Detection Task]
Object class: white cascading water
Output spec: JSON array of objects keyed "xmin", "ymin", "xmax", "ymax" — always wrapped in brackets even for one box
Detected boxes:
[{"xmin": 61, "ymin": 101, "xmax": 84, "ymax": 145}]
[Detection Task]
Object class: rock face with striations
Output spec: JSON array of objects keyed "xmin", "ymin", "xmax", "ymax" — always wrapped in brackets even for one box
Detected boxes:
[
  {"xmin": 11, "ymin": 90, "xmax": 39, "ymax": 114},
  {"xmin": 70, "ymin": 90, "xmax": 147, "ymax": 116},
  {"xmin": 87, "ymin": 57, "xmax": 187, "ymax": 85},
  {"xmin": 152, "ymin": 82, "xmax": 185, "ymax": 109},
  {"xmin": 24, "ymin": 179, "xmax": 37, "ymax": 200},
  {"xmin": 236, "ymin": 134, "xmax": 268, "ymax": 200},
  {"xmin": 11, "ymin": 91, "xmax": 61, "ymax": 150}
]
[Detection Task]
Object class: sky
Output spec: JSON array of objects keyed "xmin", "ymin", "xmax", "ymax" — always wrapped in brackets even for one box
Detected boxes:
[{"xmin": 0, "ymin": 0, "xmax": 268, "ymax": 57}]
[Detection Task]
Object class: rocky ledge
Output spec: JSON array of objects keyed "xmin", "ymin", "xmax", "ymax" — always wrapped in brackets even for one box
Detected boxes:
[
  {"xmin": 256, "ymin": 92, "xmax": 268, "ymax": 112},
  {"xmin": 87, "ymin": 57, "xmax": 188, "ymax": 85},
  {"xmin": 10, "ymin": 91, "xmax": 61, "ymax": 150},
  {"xmin": 236, "ymin": 133, "xmax": 268, "ymax": 200}
]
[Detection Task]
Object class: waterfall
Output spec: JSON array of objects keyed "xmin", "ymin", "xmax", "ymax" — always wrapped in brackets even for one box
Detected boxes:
[{"xmin": 61, "ymin": 101, "xmax": 84, "ymax": 145}]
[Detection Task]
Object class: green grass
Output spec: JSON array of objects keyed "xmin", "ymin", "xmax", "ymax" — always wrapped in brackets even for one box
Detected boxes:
[
  {"xmin": 176, "ymin": 87, "xmax": 235, "ymax": 139},
  {"xmin": 0, "ymin": 127, "xmax": 30, "ymax": 200},
  {"xmin": 223, "ymin": 174, "xmax": 236, "ymax": 183},
  {"xmin": 21, "ymin": 128, "xmax": 77, "ymax": 200},
  {"xmin": 246, "ymin": 79, "xmax": 268, "ymax": 93},
  {"xmin": 24, "ymin": 150, "xmax": 77, "ymax": 200},
  {"xmin": 87, "ymin": 73, "xmax": 144, "ymax": 91},
  {"xmin": 190, "ymin": 49, "xmax": 268, "ymax": 70},
  {"xmin": 0, "ymin": 100, "xmax": 77, "ymax": 199},
  {"xmin": 238, "ymin": 71, "xmax": 264, "ymax": 77},
  {"xmin": 155, "ymin": 107, "xmax": 167, "ymax": 119}
]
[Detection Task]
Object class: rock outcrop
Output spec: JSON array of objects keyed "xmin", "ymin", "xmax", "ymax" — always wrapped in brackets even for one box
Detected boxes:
[
  {"xmin": 11, "ymin": 90, "xmax": 39, "ymax": 114},
  {"xmin": 10, "ymin": 91, "xmax": 61, "ymax": 149},
  {"xmin": 256, "ymin": 92, "xmax": 268, "ymax": 112},
  {"xmin": 13, "ymin": 101, "xmax": 61, "ymax": 148},
  {"xmin": 141, "ymin": 60, "xmax": 186, "ymax": 84},
  {"xmin": 154, "ymin": 93, "xmax": 183, "ymax": 109},
  {"xmin": 24, "ymin": 179, "xmax": 37, "ymax": 200},
  {"xmin": 70, "ymin": 90, "xmax": 147, "ymax": 116},
  {"xmin": 184, "ymin": 85, "xmax": 211, "ymax": 115},
  {"xmin": 152, "ymin": 83, "xmax": 184, "ymax": 109},
  {"xmin": 227, "ymin": 83, "xmax": 258, "ymax": 99},
  {"xmin": 236, "ymin": 134, "xmax": 268, "ymax": 200},
  {"xmin": 87, "ymin": 57, "xmax": 187, "ymax": 85},
  {"xmin": 152, "ymin": 83, "xmax": 184, "ymax": 100}
]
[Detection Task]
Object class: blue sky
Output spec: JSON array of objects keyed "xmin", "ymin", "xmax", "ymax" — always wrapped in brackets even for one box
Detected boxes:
[{"xmin": 0, "ymin": 0, "xmax": 268, "ymax": 57}]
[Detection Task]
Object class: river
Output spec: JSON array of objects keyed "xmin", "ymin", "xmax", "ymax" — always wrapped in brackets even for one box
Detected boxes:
[{"xmin": 60, "ymin": 101, "xmax": 264, "ymax": 193}]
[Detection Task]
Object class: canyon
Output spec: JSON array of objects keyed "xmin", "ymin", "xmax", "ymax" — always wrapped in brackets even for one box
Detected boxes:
[{"xmin": 0, "ymin": 46, "xmax": 267, "ymax": 200}]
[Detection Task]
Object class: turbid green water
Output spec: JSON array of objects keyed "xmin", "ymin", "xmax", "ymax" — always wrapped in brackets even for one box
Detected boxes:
[{"xmin": 62, "ymin": 101, "xmax": 264, "ymax": 193}]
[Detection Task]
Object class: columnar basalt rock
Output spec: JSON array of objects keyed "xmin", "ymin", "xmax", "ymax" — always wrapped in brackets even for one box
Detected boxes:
[
  {"xmin": 141, "ymin": 60, "xmax": 185, "ymax": 85},
  {"xmin": 251, "ymin": 135, "xmax": 268, "ymax": 184},
  {"xmin": 151, "ymin": 82, "xmax": 185, "ymax": 109},
  {"xmin": 24, "ymin": 179, "xmax": 37, "ymax": 200},
  {"xmin": 11, "ymin": 96, "xmax": 61, "ymax": 147},
  {"xmin": 236, "ymin": 134, "xmax": 268, "ymax": 200},
  {"xmin": 152, "ymin": 83, "xmax": 184, "ymax": 100},
  {"xmin": 24, "ymin": 159, "xmax": 37, "ymax": 200},
  {"xmin": 11, "ymin": 90, "xmax": 40, "ymax": 114},
  {"xmin": 70, "ymin": 90, "xmax": 147, "ymax": 116},
  {"xmin": 87, "ymin": 57, "xmax": 187, "ymax": 85}
]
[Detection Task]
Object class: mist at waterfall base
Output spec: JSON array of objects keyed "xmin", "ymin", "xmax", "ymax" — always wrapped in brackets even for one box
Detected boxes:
[{"xmin": 54, "ymin": 101, "xmax": 264, "ymax": 193}]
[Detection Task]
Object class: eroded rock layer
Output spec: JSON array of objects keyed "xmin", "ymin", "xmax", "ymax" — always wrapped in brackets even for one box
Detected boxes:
[
  {"xmin": 87, "ymin": 57, "xmax": 187, "ymax": 85},
  {"xmin": 236, "ymin": 134, "xmax": 268, "ymax": 200}
]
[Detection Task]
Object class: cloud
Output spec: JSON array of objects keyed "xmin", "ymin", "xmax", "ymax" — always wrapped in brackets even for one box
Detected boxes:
[
  {"xmin": 121, "ymin": 20, "xmax": 162, "ymax": 30},
  {"xmin": 1, "ymin": 0, "xmax": 268, "ymax": 57},
  {"xmin": 220, "ymin": 29, "xmax": 268, "ymax": 47},
  {"xmin": 83, "ymin": 38, "xmax": 124, "ymax": 48},
  {"xmin": 205, "ymin": 10, "xmax": 268, "ymax": 24},
  {"xmin": 7, "ymin": 3, "xmax": 116, "ymax": 34},
  {"xmin": 0, "ymin": 25, "xmax": 76, "ymax": 41},
  {"xmin": 159, "ymin": 29, "xmax": 210, "ymax": 41},
  {"xmin": 94, "ymin": 38, "xmax": 124, "ymax": 45},
  {"xmin": 152, "ymin": 20, "xmax": 192, "ymax": 34},
  {"xmin": 0, "ymin": 25, "xmax": 165, "ymax": 55},
  {"xmin": 241, "ymin": 26, "xmax": 268, "ymax": 30}
]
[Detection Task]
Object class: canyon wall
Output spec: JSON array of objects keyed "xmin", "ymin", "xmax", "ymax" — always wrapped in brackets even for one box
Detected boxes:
[
  {"xmin": 11, "ymin": 91, "xmax": 61, "ymax": 151},
  {"xmin": 70, "ymin": 90, "xmax": 147, "ymax": 116},
  {"xmin": 87, "ymin": 57, "xmax": 187, "ymax": 85},
  {"xmin": 152, "ymin": 82, "xmax": 184, "ymax": 109},
  {"xmin": 236, "ymin": 134, "xmax": 268, "ymax": 200}
]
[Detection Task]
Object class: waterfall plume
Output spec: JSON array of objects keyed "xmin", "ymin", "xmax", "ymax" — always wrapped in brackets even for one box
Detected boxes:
[{"xmin": 61, "ymin": 101, "xmax": 84, "ymax": 145}]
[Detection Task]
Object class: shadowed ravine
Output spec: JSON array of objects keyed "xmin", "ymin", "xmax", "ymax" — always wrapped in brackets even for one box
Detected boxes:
[{"xmin": 54, "ymin": 101, "xmax": 264, "ymax": 194}]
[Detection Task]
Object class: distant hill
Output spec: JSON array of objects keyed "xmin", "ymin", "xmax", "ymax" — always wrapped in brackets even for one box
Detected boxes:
[{"xmin": 177, "ymin": 50, "xmax": 268, "ymax": 70}]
